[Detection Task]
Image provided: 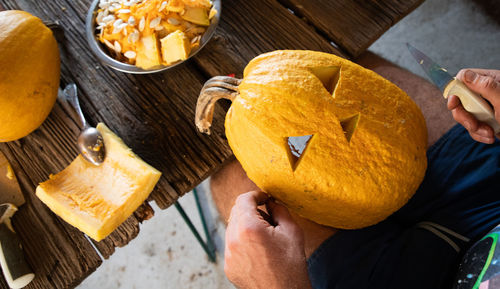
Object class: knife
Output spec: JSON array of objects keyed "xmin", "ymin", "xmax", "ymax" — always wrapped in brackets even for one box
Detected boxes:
[
  {"xmin": 0, "ymin": 152, "xmax": 34, "ymax": 289},
  {"xmin": 406, "ymin": 43, "xmax": 500, "ymax": 134}
]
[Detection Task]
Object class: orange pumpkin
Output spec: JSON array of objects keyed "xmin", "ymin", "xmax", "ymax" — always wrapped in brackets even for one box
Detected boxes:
[
  {"xmin": 0, "ymin": 10, "xmax": 60, "ymax": 142},
  {"xmin": 196, "ymin": 50, "xmax": 427, "ymax": 229}
]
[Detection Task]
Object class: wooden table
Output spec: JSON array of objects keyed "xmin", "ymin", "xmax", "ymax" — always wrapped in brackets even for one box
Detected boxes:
[{"xmin": 0, "ymin": 0, "xmax": 423, "ymax": 287}]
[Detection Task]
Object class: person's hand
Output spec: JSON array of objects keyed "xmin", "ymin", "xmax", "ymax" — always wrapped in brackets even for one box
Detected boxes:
[
  {"xmin": 224, "ymin": 191, "xmax": 312, "ymax": 289},
  {"xmin": 447, "ymin": 69, "xmax": 500, "ymax": 144}
]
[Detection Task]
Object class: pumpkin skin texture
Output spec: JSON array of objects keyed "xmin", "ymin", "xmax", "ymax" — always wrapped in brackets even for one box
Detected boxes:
[
  {"xmin": 0, "ymin": 10, "xmax": 60, "ymax": 142},
  {"xmin": 225, "ymin": 50, "xmax": 427, "ymax": 229}
]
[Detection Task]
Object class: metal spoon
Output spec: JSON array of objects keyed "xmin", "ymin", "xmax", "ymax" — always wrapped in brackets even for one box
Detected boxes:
[{"xmin": 63, "ymin": 83, "xmax": 106, "ymax": 165}]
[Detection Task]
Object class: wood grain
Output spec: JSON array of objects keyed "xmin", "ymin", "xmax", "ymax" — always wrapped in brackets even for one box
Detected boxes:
[
  {"xmin": 0, "ymin": 0, "xmax": 230, "ymax": 286},
  {"xmin": 278, "ymin": 0, "xmax": 424, "ymax": 57},
  {"xmin": 0, "ymin": 139, "xmax": 103, "ymax": 289},
  {"xmin": 193, "ymin": 0, "xmax": 347, "ymax": 77},
  {"xmin": 1, "ymin": 0, "xmax": 232, "ymax": 208}
]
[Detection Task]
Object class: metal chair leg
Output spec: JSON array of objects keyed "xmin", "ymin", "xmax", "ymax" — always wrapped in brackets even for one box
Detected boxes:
[
  {"xmin": 193, "ymin": 188, "xmax": 216, "ymax": 256},
  {"xmin": 174, "ymin": 190, "xmax": 216, "ymax": 263}
]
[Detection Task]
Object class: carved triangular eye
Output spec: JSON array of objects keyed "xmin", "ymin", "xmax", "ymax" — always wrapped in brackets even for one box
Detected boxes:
[
  {"xmin": 286, "ymin": 134, "xmax": 313, "ymax": 171},
  {"xmin": 339, "ymin": 113, "xmax": 360, "ymax": 142},
  {"xmin": 309, "ymin": 66, "xmax": 340, "ymax": 95}
]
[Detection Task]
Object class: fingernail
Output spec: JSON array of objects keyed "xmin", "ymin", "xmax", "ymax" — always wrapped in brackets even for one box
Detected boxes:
[
  {"xmin": 481, "ymin": 137, "xmax": 494, "ymax": 144},
  {"xmin": 477, "ymin": 128, "xmax": 490, "ymax": 137},
  {"xmin": 464, "ymin": 70, "xmax": 477, "ymax": 83},
  {"xmin": 464, "ymin": 121, "xmax": 471, "ymax": 130}
]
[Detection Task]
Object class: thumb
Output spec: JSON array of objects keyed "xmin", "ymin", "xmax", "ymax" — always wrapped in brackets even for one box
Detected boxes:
[
  {"xmin": 266, "ymin": 200, "xmax": 298, "ymax": 230},
  {"xmin": 458, "ymin": 69, "xmax": 500, "ymax": 107}
]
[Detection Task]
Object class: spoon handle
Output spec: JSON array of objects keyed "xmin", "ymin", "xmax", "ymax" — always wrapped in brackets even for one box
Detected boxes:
[{"xmin": 63, "ymin": 83, "xmax": 88, "ymax": 128}]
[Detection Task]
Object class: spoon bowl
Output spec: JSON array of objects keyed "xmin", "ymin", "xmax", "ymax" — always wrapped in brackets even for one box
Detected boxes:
[
  {"xmin": 63, "ymin": 84, "xmax": 106, "ymax": 165},
  {"xmin": 77, "ymin": 126, "xmax": 105, "ymax": 165}
]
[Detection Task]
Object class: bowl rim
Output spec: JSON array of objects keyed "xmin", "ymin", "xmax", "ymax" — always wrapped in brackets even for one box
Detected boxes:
[{"xmin": 85, "ymin": 0, "xmax": 221, "ymax": 74}]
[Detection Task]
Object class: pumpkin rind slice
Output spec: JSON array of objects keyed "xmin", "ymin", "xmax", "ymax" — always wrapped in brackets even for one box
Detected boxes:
[{"xmin": 36, "ymin": 123, "xmax": 161, "ymax": 241}]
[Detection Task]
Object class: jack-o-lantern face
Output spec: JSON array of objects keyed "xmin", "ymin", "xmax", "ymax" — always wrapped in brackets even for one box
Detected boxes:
[{"xmin": 196, "ymin": 50, "xmax": 427, "ymax": 229}]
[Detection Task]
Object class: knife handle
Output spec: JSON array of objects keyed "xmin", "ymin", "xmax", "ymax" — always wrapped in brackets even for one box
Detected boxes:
[
  {"xmin": 444, "ymin": 78, "xmax": 500, "ymax": 134},
  {"xmin": 0, "ymin": 222, "xmax": 34, "ymax": 289}
]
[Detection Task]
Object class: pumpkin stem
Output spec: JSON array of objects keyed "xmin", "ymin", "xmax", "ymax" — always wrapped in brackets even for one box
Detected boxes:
[{"xmin": 195, "ymin": 76, "xmax": 241, "ymax": 135}]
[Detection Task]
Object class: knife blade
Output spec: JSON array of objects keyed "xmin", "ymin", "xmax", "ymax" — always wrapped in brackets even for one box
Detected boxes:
[
  {"xmin": 0, "ymin": 151, "xmax": 34, "ymax": 289},
  {"xmin": 406, "ymin": 43, "xmax": 500, "ymax": 134}
]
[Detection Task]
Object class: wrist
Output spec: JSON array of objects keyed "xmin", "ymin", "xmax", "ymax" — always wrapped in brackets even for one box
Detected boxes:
[{"xmin": 274, "ymin": 263, "xmax": 312, "ymax": 289}]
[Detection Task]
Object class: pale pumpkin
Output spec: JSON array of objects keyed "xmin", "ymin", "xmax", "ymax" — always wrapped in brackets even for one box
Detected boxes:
[
  {"xmin": 196, "ymin": 50, "xmax": 427, "ymax": 229},
  {"xmin": 0, "ymin": 10, "xmax": 60, "ymax": 142},
  {"xmin": 36, "ymin": 123, "xmax": 161, "ymax": 241}
]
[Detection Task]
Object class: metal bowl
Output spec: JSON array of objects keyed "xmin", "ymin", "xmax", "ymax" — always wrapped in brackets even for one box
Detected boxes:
[{"xmin": 85, "ymin": 0, "xmax": 221, "ymax": 74}]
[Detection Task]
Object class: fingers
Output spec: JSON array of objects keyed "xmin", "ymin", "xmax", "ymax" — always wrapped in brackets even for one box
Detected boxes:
[
  {"xmin": 234, "ymin": 190, "xmax": 270, "ymax": 210},
  {"xmin": 451, "ymin": 69, "xmax": 500, "ymax": 142},
  {"xmin": 456, "ymin": 68, "xmax": 500, "ymax": 82},
  {"xmin": 447, "ymin": 94, "xmax": 479, "ymax": 130},
  {"xmin": 456, "ymin": 69, "xmax": 500, "ymax": 107},
  {"xmin": 266, "ymin": 200, "xmax": 301, "ymax": 234},
  {"xmin": 227, "ymin": 191, "xmax": 271, "ymax": 233},
  {"xmin": 448, "ymin": 95, "xmax": 495, "ymax": 143}
]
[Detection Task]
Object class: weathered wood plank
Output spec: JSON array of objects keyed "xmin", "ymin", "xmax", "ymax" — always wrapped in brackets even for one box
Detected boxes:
[
  {"xmin": 1, "ymin": 0, "xmax": 232, "ymax": 208},
  {"xmin": 278, "ymin": 0, "xmax": 424, "ymax": 57},
  {"xmin": 0, "ymin": 139, "xmax": 102, "ymax": 289},
  {"xmin": 193, "ymin": 0, "xmax": 348, "ymax": 77},
  {"xmin": 91, "ymin": 202, "xmax": 154, "ymax": 259},
  {"xmin": 0, "ymin": 0, "xmax": 233, "ymax": 285}
]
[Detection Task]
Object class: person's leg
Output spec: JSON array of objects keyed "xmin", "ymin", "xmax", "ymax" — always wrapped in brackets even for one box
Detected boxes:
[
  {"xmin": 356, "ymin": 52, "xmax": 456, "ymax": 147},
  {"xmin": 211, "ymin": 51, "xmax": 457, "ymax": 258},
  {"xmin": 210, "ymin": 159, "xmax": 337, "ymax": 258}
]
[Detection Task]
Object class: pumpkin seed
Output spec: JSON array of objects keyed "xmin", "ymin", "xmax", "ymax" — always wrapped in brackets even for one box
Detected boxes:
[
  {"xmin": 102, "ymin": 15, "xmax": 115, "ymax": 24},
  {"xmin": 96, "ymin": 11, "xmax": 104, "ymax": 23},
  {"xmin": 114, "ymin": 41, "xmax": 121, "ymax": 53},
  {"xmin": 191, "ymin": 35, "xmax": 201, "ymax": 44},
  {"xmin": 117, "ymin": 9, "xmax": 131, "ymax": 14},
  {"xmin": 124, "ymin": 51, "xmax": 136, "ymax": 59},
  {"xmin": 158, "ymin": 1, "xmax": 167, "ymax": 12},
  {"xmin": 167, "ymin": 17, "xmax": 180, "ymax": 25},
  {"xmin": 113, "ymin": 19, "xmax": 124, "ymax": 27},
  {"xmin": 127, "ymin": 16, "xmax": 135, "ymax": 25},
  {"xmin": 128, "ymin": 30, "xmax": 140, "ymax": 43},
  {"xmin": 121, "ymin": 24, "xmax": 129, "ymax": 36},
  {"xmin": 139, "ymin": 16, "xmax": 145, "ymax": 31},
  {"xmin": 99, "ymin": 2, "xmax": 111, "ymax": 9},
  {"xmin": 103, "ymin": 39, "xmax": 114, "ymax": 49},
  {"xmin": 149, "ymin": 16, "xmax": 162, "ymax": 28},
  {"xmin": 112, "ymin": 22, "xmax": 126, "ymax": 34}
]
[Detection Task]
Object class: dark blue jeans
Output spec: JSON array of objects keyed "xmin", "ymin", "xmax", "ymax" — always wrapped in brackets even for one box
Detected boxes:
[{"xmin": 307, "ymin": 125, "xmax": 500, "ymax": 289}]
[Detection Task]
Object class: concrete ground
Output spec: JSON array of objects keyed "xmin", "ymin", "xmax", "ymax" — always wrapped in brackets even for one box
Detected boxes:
[{"xmin": 77, "ymin": 0, "xmax": 500, "ymax": 288}]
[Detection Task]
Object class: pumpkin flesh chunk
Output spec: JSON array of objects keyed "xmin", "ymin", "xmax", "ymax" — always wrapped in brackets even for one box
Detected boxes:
[{"xmin": 36, "ymin": 123, "xmax": 161, "ymax": 241}]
